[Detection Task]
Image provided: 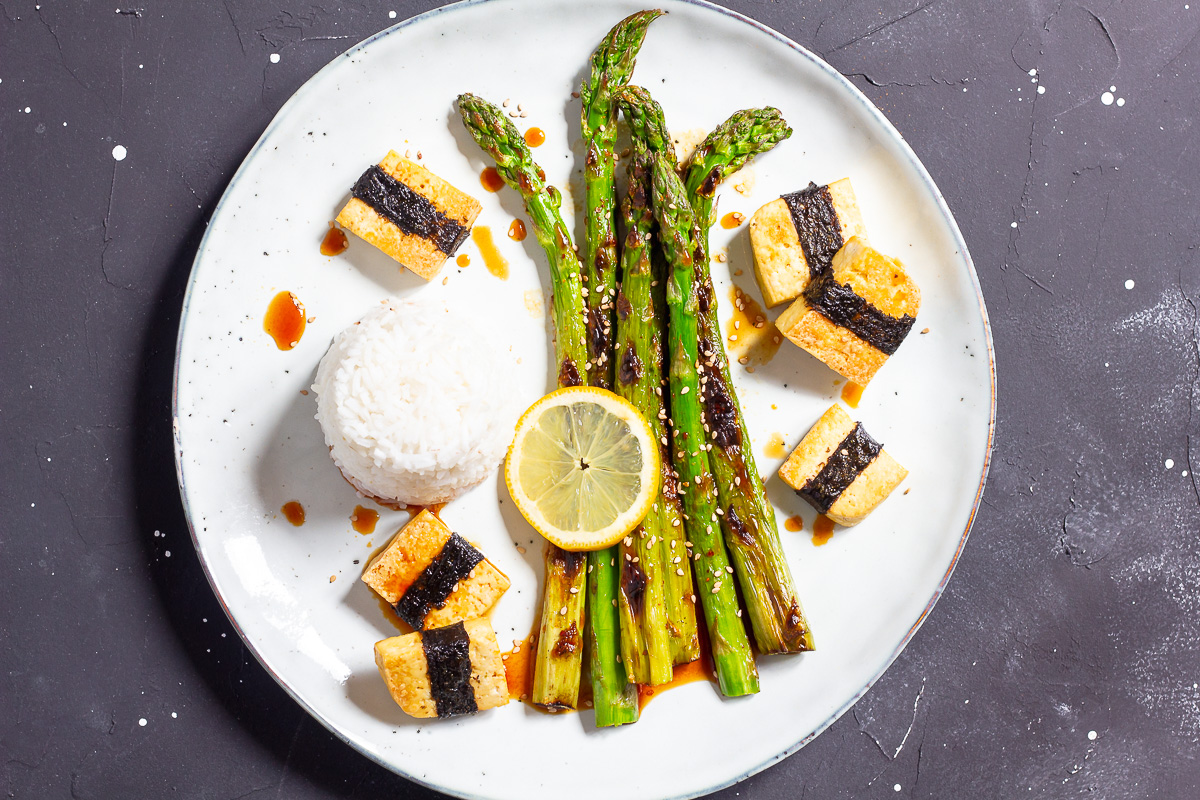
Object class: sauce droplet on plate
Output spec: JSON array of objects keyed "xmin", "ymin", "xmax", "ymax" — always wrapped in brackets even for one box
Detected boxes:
[
  {"xmin": 812, "ymin": 515, "xmax": 835, "ymax": 546},
  {"xmin": 264, "ymin": 291, "xmax": 306, "ymax": 350},
  {"xmin": 764, "ymin": 432, "xmax": 787, "ymax": 459},
  {"xmin": 480, "ymin": 167, "xmax": 504, "ymax": 192},
  {"xmin": 508, "ymin": 219, "xmax": 527, "ymax": 242},
  {"xmin": 351, "ymin": 505, "xmax": 379, "ymax": 535},
  {"xmin": 841, "ymin": 381, "xmax": 864, "ymax": 408},
  {"xmin": 726, "ymin": 285, "xmax": 781, "ymax": 367},
  {"xmin": 524, "ymin": 127, "xmax": 546, "ymax": 147},
  {"xmin": 720, "ymin": 211, "xmax": 745, "ymax": 229},
  {"xmin": 784, "ymin": 515, "xmax": 803, "ymax": 532},
  {"xmin": 281, "ymin": 501, "xmax": 305, "ymax": 526},
  {"xmin": 456, "ymin": 253, "xmax": 471, "ymax": 267},
  {"xmin": 320, "ymin": 224, "xmax": 348, "ymax": 256},
  {"xmin": 472, "ymin": 226, "xmax": 509, "ymax": 280}
]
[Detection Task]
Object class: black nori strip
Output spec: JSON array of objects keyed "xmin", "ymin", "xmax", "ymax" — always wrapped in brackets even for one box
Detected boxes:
[
  {"xmin": 421, "ymin": 622, "xmax": 478, "ymax": 718},
  {"xmin": 782, "ymin": 182, "xmax": 843, "ymax": 278},
  {"xmin": 394, "ymin": 533, "xmax": 485, "ymax": 629},
  {"xmin": 802, "ymin": 273, "xmax": 917, "ymax": 355},
  {"xmin": 351, "ymin": 165, "xmax": 469, "ymax": 255},
  {"xmin": 797, "ymin": 423, "xmax": 883, "ymax": 513}
]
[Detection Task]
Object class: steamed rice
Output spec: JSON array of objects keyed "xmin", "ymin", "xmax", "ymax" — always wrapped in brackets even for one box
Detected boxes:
[{"xmin": 312, "ymin": 298, "xmax": 519, "ymax": 506}]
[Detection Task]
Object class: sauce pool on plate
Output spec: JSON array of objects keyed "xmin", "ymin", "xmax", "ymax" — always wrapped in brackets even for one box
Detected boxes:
[
  {"xmin": 480, "ymin": 167, "xmax": 504, "ymax": 192},
  {"xmin": 264, "ymin": 291, "xmax": 306, "ymax": 350},
  {"xmin": 841, "ymin": 381, "xmax": 864, "ymax": 408},
  {"xmin": 764, "ymin": 432, "xmax": 787, "ymax": 459},
  {"xmin": 351, "ymin": 505, "xmax": 379, "ymax": 534},
  {"xmin": 720, "ymin": 211, "xmax": 745, "ymax": 229},
  {"xmin": 281, "ymin": 501, "xmax": 305, "ymax": 526},
  {"xmin": 456, "ymin": 253, "xmax": 471, "ymax": 267},
  {"xmin": 507, "ymin": 219, "xmax": 527, "ymax": 241},
  {"xmin": 784, "ymin": 515, "xmax": 803, "ymax": 532},
  {"xmin": 523, "ymin": 127, "xmax": 546, "ymax": 147},
  {"xmin": 472, "ymin": 226, "xmax": 509, "ymax": 280},
  {"xmin": 812, "ymin": 514, "xmax": 835, "ymax": 546},
  {"xmin": 320, "ymin": 224, "xmax": 348, "ymax": 256},
  {"xmin": 727, "ymin": 285, "xmax": 782, "ymax": 368}
]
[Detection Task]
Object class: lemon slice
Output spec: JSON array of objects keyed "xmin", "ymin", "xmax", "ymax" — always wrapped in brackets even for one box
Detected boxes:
[{"xmin": 505, "ymin": 386, "xmax": 660, "ymax": 551}]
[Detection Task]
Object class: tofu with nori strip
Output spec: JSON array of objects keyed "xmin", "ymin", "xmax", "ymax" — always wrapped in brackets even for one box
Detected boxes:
[
  {"xmin": 336, "ymin": 151, "xmax": 481, "ymax": 280},
  {"xmin": 361, "ymin": 509, "xmax": 509, "ymax": 629},
  {"xmin": 776, "ymin": 237, "xmax": 920, "ymax": 387},
  {"xmin": 374, "ymin": 618, "xmax": 509, "ymax": 718},
  {"xmin": 748, "ymin": 178, "xmax": 868, "ymax": 308},
  {"xmin": 778, "ymin": 405, "xmax": 907, "ymax": 526}
]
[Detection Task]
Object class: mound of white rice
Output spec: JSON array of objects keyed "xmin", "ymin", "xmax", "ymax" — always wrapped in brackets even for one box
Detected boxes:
[{"xmin": 312, "ymin": 298, "xmax": 519, "ymax": 507}]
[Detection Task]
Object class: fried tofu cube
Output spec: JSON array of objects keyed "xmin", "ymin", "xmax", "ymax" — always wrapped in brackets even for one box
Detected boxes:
[
  {"xmin": 361, "ymin": 509, "xmax": 509, "ymax": 629},
  {"xmin": 748, "ymin": 178, "xmax": 868, "ymax": 308},
  {"xmin": 336, "ymin": 151, "xmax": 481, "ymax": 280},
  {"xmin": 374, "ymin": 617, "xmax": 509, "ymax": 719},
  {"xmin": 778, "ymin": 405, "xmax": 907, "ymax": 527},
  {"xmin": 775, "ymin": 237, "xmax": 920, "ymax": 387}
]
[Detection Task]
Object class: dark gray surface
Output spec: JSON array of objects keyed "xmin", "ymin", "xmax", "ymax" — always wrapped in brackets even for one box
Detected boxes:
[{"xmin": 2, "ymin": 0, "xmax": 1198, "ymax": 797}]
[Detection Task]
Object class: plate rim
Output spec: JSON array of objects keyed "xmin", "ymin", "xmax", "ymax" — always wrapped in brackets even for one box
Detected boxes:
[{"xmin": 171, "ymin": 1, "xmax": 997, "ymax": 797}]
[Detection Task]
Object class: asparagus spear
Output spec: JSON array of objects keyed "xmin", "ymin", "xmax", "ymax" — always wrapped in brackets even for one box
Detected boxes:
[
  {"xmin": 649, "ymin": 147, "xmax": 759, "ymax": 697},
  {"xmin": 609, "ymin": 92, "xmax": 678, "ymax": 686},
  {"xmin": 579, "ymin": 10, "xmax": 661, "ymax": 726},
  {"xmin": 457, "ymin": 93, "xmax": 589, "ymax": 710},
  {"xmin": 684, "ymin": 110, "xmax": 814, "ymax": 654},
  {"xmin": 617, "ymin": 87, "xmax": 700, "ymax": 668}
]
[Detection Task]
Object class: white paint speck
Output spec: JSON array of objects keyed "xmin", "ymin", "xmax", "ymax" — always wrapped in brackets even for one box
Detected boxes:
[
  {"xmin": 1166, "ymin": 459, "xmax": 1175, "ymax": 469},
  {"xmin": 894, "ymin": 785, "xmax": 902, "ymax": 792},
  {"xmin": 112, "ymin": 144, "xmax": 127, "ymax": 161},
  {"xmin": 1010, "ymin": 221, "xmax": 1017, "ymax": 228},
  {"xmin": 24, "ymin": 106, "xmax": 30, "ymax": 113},
  {"xmin": 1125, "ymin": 279, "xmax": 1135, "ymax": 290},
  {"xmin": 269, "ymin": 53, "xmax": 280, "ymax": 64},
  {"xmin": 138, "ymin": 718, "xmax": 147, "ymax": 727},
  {"xmin": 1117, "ymin": 97, "xmax": 1125, "ymax": 107},
  {"xmin": 1101, "ymin": 91, "xmax": 1114, "ymax": 106},
  {"xmin": 1087, "ymin": 730, "xmax": 1097, "ymax": 740},
  {"xmin": 1110, "ymin": 85, "xmax": 1117, "ymax": 92},
  {"xmin": 389, "ymin": 10, "xmax": 397, "ymax": 18},
  {"xmin": 164, "ymin": 550, "xmax": 171, "ymax": 557},
  {"xmin": 138, "ymin": 64, "xmax": 143, "ymax": 69},
  {"xmin": 1037, "ymin": 85, "xmax": 1046, "ymax": 95},
  {"xmin": 1028, "ymin": 68, "xmax": 1037, "ymax": 76},
  {"xmin": 1184, "ymin": 471, "xmax": 1190, "ymax": 477},
  {"xmin": 171, "ymin": 711, "xmax": 178, "ymax": 718}
]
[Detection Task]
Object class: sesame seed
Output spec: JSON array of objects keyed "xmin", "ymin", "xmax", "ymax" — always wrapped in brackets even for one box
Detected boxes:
[{"xmin": 677, "ymin": 568, "xmax": 685, "ymax": 576}]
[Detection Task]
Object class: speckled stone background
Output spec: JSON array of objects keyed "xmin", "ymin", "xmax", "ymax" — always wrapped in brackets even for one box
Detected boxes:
[{"xmin": 2, "ymin": 0, "xmax": 1198, "ymax": 797}]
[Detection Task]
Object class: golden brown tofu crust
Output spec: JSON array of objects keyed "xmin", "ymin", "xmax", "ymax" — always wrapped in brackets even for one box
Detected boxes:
[
  {"xmin": 779, "ymin": 404, "xmax": 907, "ymax": 527},
  {"xmin": 361, "ymin": 510, "xmax": 510, "ymax": 628},
  {"xmin": 362, "ymin": 510, "xmax": 451, "ymax": 605},
  {"xmin": 778, "ymin": 405, "xmax": 857, "ymax": 491},
  {"xmin": 335, "ymin": 151, "xmax": 482, "ymax": 281},
  {"xmin": 775, "ymin": 236, "xmax": 919, "ymax": 386},
  {"xmin": 373, "ymin": 617, "xmax": 509, "ymax": 718},
  {"xmin": 748, "ymin": 178, "xmax": 868, "ymax": 308}
]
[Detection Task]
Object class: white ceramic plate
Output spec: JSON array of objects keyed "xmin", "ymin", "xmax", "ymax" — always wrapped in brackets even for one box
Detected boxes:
[{"xmin": 173, "ymin": 1, "xmax": 995, "ymax": 797}]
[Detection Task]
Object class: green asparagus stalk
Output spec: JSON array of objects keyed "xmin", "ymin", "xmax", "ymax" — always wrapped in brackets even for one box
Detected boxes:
[
  {"xmin": 579, "ymin": 10, "xmax": 660, "ymax": 727},
  {"xmin": 650, "ymin": 147, "xmax": 759, "ymax": 697},
  {"xmin": 609, "ymin": 94, "xmax": 676, "ymax": 687},
  {"xmin": 457, "ymin": 93, "xmax": 589, "ymax": 710},
  {"xmin": 684, "ymin": 110, "xmax": 814, "ymax": 654},
  {"xmin": 617, "ymin": 87, "xmax": 700, "ymax": 668}
]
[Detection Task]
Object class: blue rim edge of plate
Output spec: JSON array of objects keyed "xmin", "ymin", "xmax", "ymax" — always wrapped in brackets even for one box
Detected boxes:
[{"xmin": 171, "ymin": 1, "xmax": 997, "ymax": 798}]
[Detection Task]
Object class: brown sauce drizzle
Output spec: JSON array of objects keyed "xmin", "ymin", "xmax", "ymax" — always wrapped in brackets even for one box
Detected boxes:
[
  {"xmin": 480, "ymin": 167, "xmax": 504, "ymax": 193},
  {"xmin": 320, "ymin": 224, "xmax": 348, "ymax": 256},
  {"xmin": 350, "ymin": 505, "xmax": 378, "ymax": 535},
  {"xmin": 726, "ymin": 285, "xmax": 781, "ymax": 367},
  {"xmin": 508, "ymin": 219, "xmax": 527, "ymax": 241},
  {"xmin": 503, "ymin": 634, "xmax": 536, "ymax": 701},
  {"xmin": 376, "ymin": 595, "xmax": 414, "ymax": 634},
  {"xmin": 720, "ymin": 211, "xmax": 745, "ymax": 229},
  {"xmin": 456, "ymin": 253, "xmax": 470, "ymax": 267},
  {"xmin": 280, "ymin": 501, "xmax": 305, "ymax": 526},
  {"xmin": 784, "ymin": 515, "xmax": 803, "ymax": 532},
  {"xmin": 472, "ymin": 226, "xmax": 509, "ymax": 280},
  {"xmin": 524, "ymin": 127, "xmax": 546, "ymax": 147},
  {"xmin": 764, "ymin": 432, "xmax": 788, "ymax": 459},
  {"xmin": 812, "ymin": 515, "xmax": 835, "ymax": 546},
  {"xmin": 264, "ymin": 291, "xmax": 306, "ymax": 350},
  {"xmin": 841, "ymin": 381, "xmax": 864, "ymax": 408}
]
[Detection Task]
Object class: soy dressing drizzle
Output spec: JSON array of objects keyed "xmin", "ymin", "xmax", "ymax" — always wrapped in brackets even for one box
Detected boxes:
[
  {"xmin": 472, "ymin": 226, "xmax": 509, "ymax": 280},
  {"xmin": 264, "ymin": 291, "xmax": 306, "ymax": 350}
]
